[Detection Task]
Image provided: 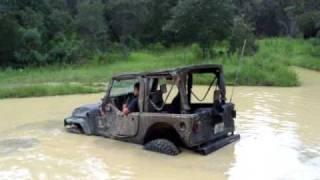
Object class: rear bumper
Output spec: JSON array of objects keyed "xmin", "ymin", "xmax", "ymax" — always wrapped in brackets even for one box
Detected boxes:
[{"xmin": 194, "ymin": 134, "xmax": 240, "ymax": 155}]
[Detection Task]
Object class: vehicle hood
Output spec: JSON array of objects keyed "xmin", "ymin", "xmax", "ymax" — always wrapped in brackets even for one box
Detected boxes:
[{"xmin": 71, "ymin": 103, "xmax": 101, "ymax": 117}]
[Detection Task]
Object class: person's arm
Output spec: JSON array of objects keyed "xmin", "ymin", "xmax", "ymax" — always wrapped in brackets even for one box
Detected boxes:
[{"xmin": 123, "ymin": 97, "xmax": 139, "ymax": 115}]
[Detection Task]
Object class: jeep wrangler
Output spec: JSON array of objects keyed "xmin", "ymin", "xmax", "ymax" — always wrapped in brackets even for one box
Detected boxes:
[{"xmin": 64, "ymin": 64, "xmax": 240, "ymax": 155}]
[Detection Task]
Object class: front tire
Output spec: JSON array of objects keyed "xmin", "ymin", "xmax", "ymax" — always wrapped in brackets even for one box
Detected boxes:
[
  {"xmin": 144, "ymin": 139, "xmax": 180, "ymax": 156},
  {"xmin": 66, "ymin": 124, "xmax": 84, "ymax": 134}
]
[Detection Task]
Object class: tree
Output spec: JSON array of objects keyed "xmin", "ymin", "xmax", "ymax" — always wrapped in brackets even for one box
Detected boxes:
[
  {"xmin": 233, "ymin": 0, "xmax": 320, "ymax": 37},
  {"xmin": 64, "ymin": 0, "xmax": 79, "ymax": 15},
  {"xmin": 104, "ymin": 0, "xmax": 150, "ymax": 43},
  {"xmin": 7, "ymin": 0, "xmax": 51, "ymax": 14},
  {"xmin": 0, "ymin": 15, "xmax": 21, "ymax": 67},
  {"xmin": 47, "ymin": 33, "xmax": 82, "ymax": 64},
  {"xmin": 14, "ymin": 28, "xmax": 45, "ymax": 66},
  {"xmin": 164, "ymin": 0, "xmax": 234, "ymax": 55},
  {"xmin": 45, "ymin": 9, "xmax": 72, "ymax": 38},
  {"xmin": 141, "ymin": 0, "xmax": 178, "ymax": 43},
  {"xmin": 229, "ymin": 16, "xmax": 257, "ymax": 55},
  {"xmin": 75, "ymin": 0, "xmax": 108, "ymax": 50},
  {"xmin": 295, "ymin": 0, "xmax": 320, "ymax": 38},
  {"xmin": 15, "ymin": 7, "xmax": 44, "ymax": 29}
]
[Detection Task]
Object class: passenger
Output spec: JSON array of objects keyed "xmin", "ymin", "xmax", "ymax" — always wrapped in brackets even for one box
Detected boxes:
[{"xmin": 123, "ymin": 82, "xmax": 140, "ymax": 115}]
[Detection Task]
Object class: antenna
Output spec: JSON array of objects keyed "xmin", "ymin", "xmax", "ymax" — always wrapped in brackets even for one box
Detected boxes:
[{"xmin": 229, "ymin": 40, "xmax": 247, "ymax": 103}]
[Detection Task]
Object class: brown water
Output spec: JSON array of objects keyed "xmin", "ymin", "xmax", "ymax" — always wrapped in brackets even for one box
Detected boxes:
[{"xmin": 0, "ymin": 68, "xmax": 319, "ymax": 180}]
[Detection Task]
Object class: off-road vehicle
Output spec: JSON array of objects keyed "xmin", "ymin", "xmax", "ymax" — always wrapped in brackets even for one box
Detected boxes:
[{"xmin": 64, "ymin": 64, "xmax": 240, "ymax": 155}]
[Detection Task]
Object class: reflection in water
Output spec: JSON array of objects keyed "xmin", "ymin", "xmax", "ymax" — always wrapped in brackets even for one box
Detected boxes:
[
  {"xmin": 227, "ymin": 68, "xmax": 320, "ymax": 180},
  {"xmin": 228, "ymin": 91, "xmax": 306, "ymax": 180},
  {"xmin": 0, "ymin": 68, "xmax": 319, "ymax": 179}
]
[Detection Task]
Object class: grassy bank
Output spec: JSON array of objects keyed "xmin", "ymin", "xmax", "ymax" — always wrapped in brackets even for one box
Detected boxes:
[
  {"xmin": 258, "ymin": 38, "xmax": 320, "ymax": 70},
  {"xmin": 0, "ymin": 38, "xmax": 319, "ymax": 99},
  {"xmin": 0, "ymin": 84, "xmax": 102, "ymax": 99}
]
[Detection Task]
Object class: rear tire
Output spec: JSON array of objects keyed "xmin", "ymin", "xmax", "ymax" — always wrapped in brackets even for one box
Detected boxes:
[{"xmin": 144, "ymin": 139, "xmax": 180, "ymax": 156}]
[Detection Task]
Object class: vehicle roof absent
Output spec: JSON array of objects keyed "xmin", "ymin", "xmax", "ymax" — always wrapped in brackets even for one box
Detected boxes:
[{"xmin": 112, "ymin": 64, "xmax": 223, "ymax": 80}]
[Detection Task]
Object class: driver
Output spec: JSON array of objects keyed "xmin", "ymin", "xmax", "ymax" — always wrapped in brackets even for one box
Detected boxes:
[{"xmin": 122, "ymin": 82, "xmax": 139, "ymax": 115}]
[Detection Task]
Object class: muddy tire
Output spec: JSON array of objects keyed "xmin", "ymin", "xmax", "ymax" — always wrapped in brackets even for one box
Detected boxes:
[
  {"xmin": 144, "ymin": 139, "xmax": 180, "ymax": 156},
  {"xmin": 66, "ymin": 124, "xmax": 83, "ymax": 134}
]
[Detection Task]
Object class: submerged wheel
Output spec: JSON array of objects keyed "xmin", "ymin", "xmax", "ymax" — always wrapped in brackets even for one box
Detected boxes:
[
  {"xmin": 66, "ymin": 124, "xmax": 84, "ymax": 134},
  {"xmin": 144, "ymin": 139, "xmax": 181, "ymax": 156}
]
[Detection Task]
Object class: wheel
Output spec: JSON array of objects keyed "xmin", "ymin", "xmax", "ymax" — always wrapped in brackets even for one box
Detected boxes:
[
  {"xmin": 66, "ymin": 124, "xmax": 83, "ymax": 134},
  {"xmin": 144, "ymin": 139, "xmax": 181, "ymax": 156}
]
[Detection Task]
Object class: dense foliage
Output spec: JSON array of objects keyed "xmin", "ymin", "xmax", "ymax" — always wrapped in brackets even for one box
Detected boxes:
[
  {"xmin": 0, "ymin": 0, "xmax": 319, "ymax": 68},
  {"xmin": 164, "ymin": 0, "xmax": 234, "ymax": 52}
]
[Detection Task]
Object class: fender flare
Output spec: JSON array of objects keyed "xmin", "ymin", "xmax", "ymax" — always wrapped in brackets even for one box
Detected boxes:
[{"xmin": 64, "ymin": 117, "xmax": 93, "ymax": 135}]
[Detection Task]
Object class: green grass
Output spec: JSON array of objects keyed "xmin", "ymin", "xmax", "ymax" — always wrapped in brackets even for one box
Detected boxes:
[
  {"xmin": 0, "ymin": 38, "xmax": 319, "ymax": 99},
  {"xmin": 0, "ymin": 48, "xmax": 194, "ymax": 85},
  {"xmin": 257, "ymin": 38, "xmax": 320, "ymax": 71},
  {"xmin": 0, "ymin": 84, "xmax": 102, "ymax": 99}
]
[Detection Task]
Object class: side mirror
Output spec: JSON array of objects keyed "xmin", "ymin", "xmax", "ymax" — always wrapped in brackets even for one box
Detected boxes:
[{"xmin": 160, "ymin": 84, "xmax": 167, "ymax": 94}]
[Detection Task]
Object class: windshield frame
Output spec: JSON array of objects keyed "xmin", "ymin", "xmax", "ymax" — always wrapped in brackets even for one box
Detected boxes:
[{"xmin": 108, "ymin": 78, "xmax": 139, "ymax": 98}]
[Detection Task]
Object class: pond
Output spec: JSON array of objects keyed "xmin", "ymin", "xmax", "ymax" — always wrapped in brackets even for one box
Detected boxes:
[{"xmin": 0, "ymin": 68, "xmax": 319, "ymax": 180}]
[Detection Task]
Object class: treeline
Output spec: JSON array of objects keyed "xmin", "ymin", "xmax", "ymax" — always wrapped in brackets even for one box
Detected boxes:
[{"xmin": 0, "ymin": 0, "xmax": 319, "ymax": 68}]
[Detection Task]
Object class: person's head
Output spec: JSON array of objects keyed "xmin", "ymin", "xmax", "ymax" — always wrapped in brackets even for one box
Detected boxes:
[{"xmin": 133, "ymin": 82, "xmax": 140, "ymax": 96}]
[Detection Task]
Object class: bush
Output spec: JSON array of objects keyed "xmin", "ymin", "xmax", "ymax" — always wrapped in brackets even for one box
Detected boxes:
[
  {"xmin": 21, "ymin": 28, "xmax": 42, "ymax": 48},
  {"xmin": 108, "ymin": 42, "xmax": 130, "ymax": 58},
  {"xmin": 47, "ymin": 34, "xmax": 82, "ymax": 64},
  {"xmin": 164, "ymin": 0, "xmax": 233, "ymax": 50},
  {"xmin": 124, "ymin": 36, "xmax": 142, "ymax": 50},
  {"xmin": 75, "ymin": 0, "xmax": 108, "ymax": 51},
  {"xmin": 105, "ymin": 53, "xmax": 127, "ymax": 64},
  {"xmin": 234, "ymin": 58, "xmax": 298, "ymax": 86},
  {"xmin": 17, "ymin": 7, "xmax": 44, "ymax": 28},
  {"xmin": 14, "ymin": 28, "xmax": 45, "ymax": 66},
  {"xmin": 209, "ymin": 41, "xmax": 229, "ymax": 57},
  {"xmin": 191, "ymin": 43, "xmax": 202, "ymax": 59},
  {"xmin": 229, "ymin": 16, "xmax": 257, "ymax": 55},
  {"xmin": 0, "ymin": 16, "xmax": 22, "ymax": 67},
  {"xmin": 147, "ymin": 42, "xmax": 166, "ymax": 52},
  {"xmin": 14, "ymin": 50, "xmax": 46, "ymax": 66},
  {"xmin": 309, "ymin": 38, "xmax": 320, "ymax": 57},
  {"xmin": 297, "ymin": 11, "xmax": 320, "ymax": 38},
  {"xmin": 45, "ymin": 9, "xmax": 72, "ymax": 37}
]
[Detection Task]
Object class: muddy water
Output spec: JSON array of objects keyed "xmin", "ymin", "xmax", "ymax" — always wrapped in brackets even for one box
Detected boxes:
[{"xmin": 0, "ymin": 68, "xmax": 319, "ymax": 180}]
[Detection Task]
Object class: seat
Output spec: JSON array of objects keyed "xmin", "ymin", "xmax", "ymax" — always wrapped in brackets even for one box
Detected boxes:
[
  {"xmin": 168, "ymin": 93, "xmax": 180, "ymax": 114},
  {"xmin": 148, "ymin": 90, "xmax": 164, "ymax": 112}
]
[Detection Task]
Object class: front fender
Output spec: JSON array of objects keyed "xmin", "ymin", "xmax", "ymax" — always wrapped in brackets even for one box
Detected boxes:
[
  {"xmin": 64, "ymin": 117, "xmax": 93, "ymax": 135},
  {"xmin": 65, "ymin": 103, "xmax": 101, "ymax": 135}
]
